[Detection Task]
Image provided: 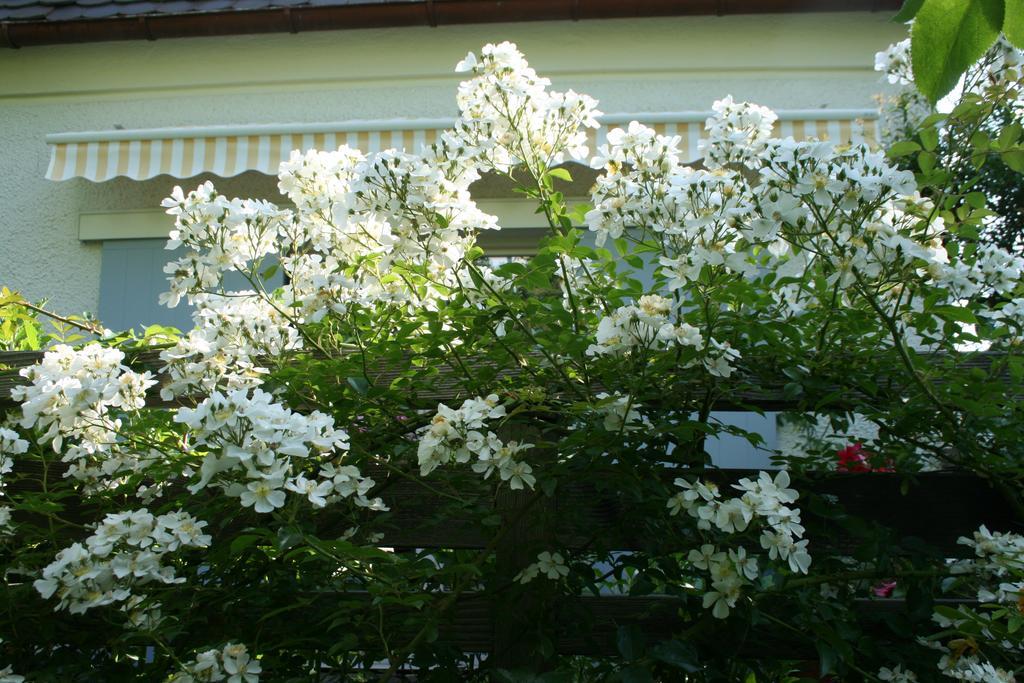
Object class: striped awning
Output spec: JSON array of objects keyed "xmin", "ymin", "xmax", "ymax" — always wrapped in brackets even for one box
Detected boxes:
[{"xmin": 45, "ymin": 111, "xmax": 879, "ymax": 182}]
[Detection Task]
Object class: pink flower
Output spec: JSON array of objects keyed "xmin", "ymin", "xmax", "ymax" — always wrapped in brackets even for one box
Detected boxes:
[{"xmin": 872, "ymin": 580, "xmax": 897, "ymax": 598}]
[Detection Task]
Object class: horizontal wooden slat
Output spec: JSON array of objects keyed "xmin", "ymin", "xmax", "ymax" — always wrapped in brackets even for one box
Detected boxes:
[
  {"xmin": 3, "ymin": 588, "xmax": 973, "ymax": 662},
  {"xmin": 431, "ymin": 594, "xmax": 976, "ymax": 656},
  {"xmin": 374, "ymin": 470, "xmax": 1016, "ymax": 555}
]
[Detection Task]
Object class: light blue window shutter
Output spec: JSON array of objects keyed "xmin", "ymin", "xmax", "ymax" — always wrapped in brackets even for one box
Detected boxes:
[{"xmin": 99, "ymin": 239, "xmax": 283, "ymax": 333}]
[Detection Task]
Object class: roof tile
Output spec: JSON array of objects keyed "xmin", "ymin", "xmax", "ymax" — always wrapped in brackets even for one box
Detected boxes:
[
  {"xmin": 44, "ymin": 5, "xmax": 88, "ymax": 19},
  {"xmin": 0, "ymin": 4, "xmax": 52, "ymax": 19}
]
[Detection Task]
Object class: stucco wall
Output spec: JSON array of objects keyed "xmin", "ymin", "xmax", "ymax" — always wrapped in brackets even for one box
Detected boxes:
[{"xmin": 0, "ymin": 13, "xmax": 904, "ymax": 317}]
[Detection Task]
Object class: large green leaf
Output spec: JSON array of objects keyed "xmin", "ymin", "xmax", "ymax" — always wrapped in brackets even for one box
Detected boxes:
[
  {"xmin": 1007, "ymin": 0, "xmax": 1024, "ymax": 48},
  {"xmin": 911, "ymin": 0, "xmax": 1003, "ymax": 103}
]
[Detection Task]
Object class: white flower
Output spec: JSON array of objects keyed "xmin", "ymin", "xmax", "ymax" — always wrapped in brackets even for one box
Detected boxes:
[
  {"xmin": 222, "ymin": 644, "xmax": 261, "ymax": 683},
  {"xmin": 535, "ymin": 551, "xmax": 569, "ymax": 580},
  {"xmin": 239, "ymin": 480, "xmax": 286, "ymax": 514},
  {"xmin": 702, "ymin": 577, "xmax": 742, "ymax": 619},
  {"xmin": 285, "ymin": 475, "xmax": 334, "ymax": 508},
  {"xmin": 687, "ymin": 544, "xmax": 722, "ymax": 572},
  {"xmin": 500, "ymin": 460, "xmax": 536, "ymax": 491}
]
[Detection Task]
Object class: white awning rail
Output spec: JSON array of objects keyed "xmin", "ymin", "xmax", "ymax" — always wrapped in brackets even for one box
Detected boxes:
[{"xmin": 45, "ymin": 110, "xmax": 879, "ymax": 182}]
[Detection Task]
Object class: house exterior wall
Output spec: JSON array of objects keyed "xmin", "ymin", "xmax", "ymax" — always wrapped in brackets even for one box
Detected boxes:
[{"xmin": 0, "ymin": 12, "xmax": 904, "ymax": 317}]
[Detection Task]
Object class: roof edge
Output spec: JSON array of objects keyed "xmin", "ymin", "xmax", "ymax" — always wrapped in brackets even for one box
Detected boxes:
[{"xmin": 1, "ymin": 0, "xmax": 901, "ymax": 49}]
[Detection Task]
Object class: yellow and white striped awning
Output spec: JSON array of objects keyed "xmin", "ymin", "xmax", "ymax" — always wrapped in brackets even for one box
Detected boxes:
[{"xmin": 46, "ymin": 111, "xmax": 879, "ymax": 182}]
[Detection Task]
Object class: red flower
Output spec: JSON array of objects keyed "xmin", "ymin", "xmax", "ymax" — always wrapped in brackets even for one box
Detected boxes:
[
  {"xmin": 836, "ymin": 443, "xmax": 894, "ymax": 472},
  {"xmin": 836, "ymin": 443, "xmax": 870, "ymax": 472}
]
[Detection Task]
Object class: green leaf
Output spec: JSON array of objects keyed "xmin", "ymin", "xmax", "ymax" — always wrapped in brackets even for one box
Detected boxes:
[
  {"xmin": 893, "ymin": 0, "xmax": 925, "ymax": 22},
  {"xmin": 918, "ymin": 150, "xmax": 937, "ymax": 173},
  {"xmin": 816, "ymin": 641, "xmax": 837, "ymax": 677},
  {"xmin": 1006, "ymin": 0, "xmax": 1024, "ymax": 48},
  {"xmin": 911, "ymin": 0, "xmax": 1003, "ymax": 103},
  {"xmin": 965, "ymin": 191, "xmax": 987, "ymax": 209},
  {"xmin": 616, "ymin": 624, "xmax": 646, "ymax": 661},
  {"xmin": 347, "ymin": 376, "xmax": 370, "ymax": 395},
  {"xmin": 229, "ymin": 534, "xmax": 263, "ymax": 554},
  {"xmin": 934, "ymin": 604, "xmax": 965, "ymax": 621},
  {"xmin": 887, "ymin": 140, "xmax": 921, "ymax": 158},
  {"xmin": 22, "ymin": 322, "xmax": 38, "ymax": 350},
  {"xmin": 277, "ymin": 526, "xmax": 303, "ymax": 551},
  {"xmin": 547, "ymin": 167, "xmax": 573, "ymax": 183},
  {"xmin": 649, "ymin": 640, "xmax": 700, "ymax": 672},
  {"xmin": 997, "ymin": 122, "xmax": 1022, "ymax": 150},
  {"xmin": 919, "ymin": 126, "xmax": 940, "ymax": 151},
  {"xmin": 568, "ymin": 202, "xmax": 592, "ymax": 223},
  {"xmin": 933, "ymin": 305, "xmax": 977, "ymax": 324},
  {"xmin": 1002, "ymin": 149, "xmax": 1024, "ymax": 173},
  {"xmin": 261, "ymin": 263, "xmax": 279, "ymax": 280}
]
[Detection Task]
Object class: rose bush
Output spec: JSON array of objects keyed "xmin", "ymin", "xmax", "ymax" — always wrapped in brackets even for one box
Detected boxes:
[{"xmin": 1, "ymin": 26, "xmax": 1024, "ymax": 682}]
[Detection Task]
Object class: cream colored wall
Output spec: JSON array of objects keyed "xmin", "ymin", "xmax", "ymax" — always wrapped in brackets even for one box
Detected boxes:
[{"xmin": 0, "ymin": 13, "xmax": 904, "ymax": 318}]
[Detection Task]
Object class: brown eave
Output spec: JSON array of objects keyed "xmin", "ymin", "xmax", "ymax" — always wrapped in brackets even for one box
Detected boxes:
[{"xmin": 0, "ymin": 0, "xmax": 901, "ymax": 49}]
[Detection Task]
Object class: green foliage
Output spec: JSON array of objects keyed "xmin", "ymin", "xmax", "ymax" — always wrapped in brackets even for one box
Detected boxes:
[
  {"xmin": 911, "ymin": 0, "xmax": 1004, "ymax": 103},
  {"xmin": 1006, "ymin": 0, "xmax": 1024, "ymax": 47},
  {"xmin": 899, "ymin": 0, "xmax": 1024, "ymax": 102},
  {"xmin": 0, "ymin": 288, "xmax": 49, "ymax": 352}
]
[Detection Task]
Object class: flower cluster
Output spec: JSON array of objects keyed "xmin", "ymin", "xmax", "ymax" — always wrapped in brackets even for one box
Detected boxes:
[
  {"xmin": 956, "ymin": 525, "xmax": 1024, "ymax": 604},
  {"xmin": 275, "ymin": 144, "xmax": 498, "ymax": 323},
  {"xmin": 875, "ymin": 39, "xmax": 914, "ymax": 87},
  {"xmin": 160, "ymin": 182, "xmax": 291, "ymax": 309},
  {"xmin": 167, "ymin": 643, "xmax": 261, "ymax": 683},
  {"xmin": 698, "ymin": 95, "xmax": 777, "ymax": 170},
  {"xmin": 878, "ymin": 665, "xmax": 918, "ymax": 682},
  {"xmin": 34, "ymin": 508, "xmax": 210, "ymax": 614},
  {"xmin": 668, "ymin": 471, "xmax": 810, "ymax": 618},
  {"xmin": 159, "ymin": 293, "xmax": 302, "ymax": 399},
  {"xmin": 873, "ymin": 38, "xmax": 931, "ymax": 144},
  {"xmin": 175, "ymin": 388, "xmax": 381, "ymax": 512},
  {"xmin": 585, "ymin": 97, "xmax": 964, "ymax": 334},
  {"xmin": 903, "ymin": 526, "xmax": 1024, "ymax": 681},
  {"xmin": 586, "ymin": 294, "xmax": 703, "ymax": 357},
  {"xmin": 11, "ymin": 343, "xmax": 157, "ymax": 489},
  {"xmin": 937, "ymin": 654, "xmax": 1016, "ymax": 682},
  {"xmin": 454, "ymin": 41, "xmax": 601, "ymax": 172},
  {"xmin": 417, "ymin": 395, "xmax": 535, "ymax": 489}
]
